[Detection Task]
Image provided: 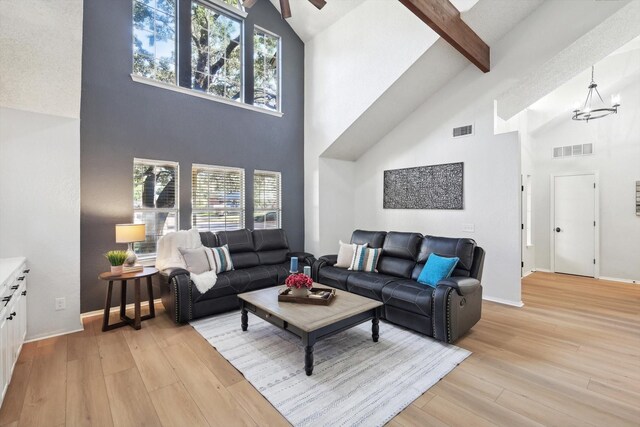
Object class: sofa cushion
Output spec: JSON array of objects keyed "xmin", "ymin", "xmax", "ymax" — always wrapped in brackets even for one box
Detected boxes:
[
  {"xmin": 230, "ymin": 251, "xmax": 260, "ymax": 269},
  {"xmin": 351, "ymin": 230, "xmax": 387, "ymax": 248},
  {"xmin": 178, "ymin": 247, "xmax": 211, "ymax": 274},
  {"xmin": 346, "ymin": 272, "xmax": 397, "ymax": 301},
  {"xmin": 348, "ymin": 247, "xmax": 381, "ymax": 273},
  {"xmin": 193, "ymin": 266, "xmax": 278, "ymax": 302},
  {"xmin": 216, "ymin": 229, "xmax": 255, "ymax": 253},
  {"xmin": 257, "ymin": 249, "xmax": 288, "ymax": 265},
  {"xmin": 253, "ymin": 229, "xmax": 289, "ymax": 251},
  {"xmin": 382, "ymin": 232, "xmax": 422, "ymax": 260},
  {"xmin": 199, "ymin": 231, "xmax": 218, "ymax": 248},
  {"xmin": 382, "ymin": 280, "xmax": 433, "ymax": 317},
  {"xmin": 417, "ymin": 236, "xmax": 476, "ymax": 274},
  {"xmin": 377, "ymin": 257, "xmax": 415, "ymax": 279},
  {"xmin": 335, "ymin": 240, "xmax": 358, "ymax": 268},
  {"xmin": 316, "ymin": 266, "xmax": 352, "ymax": 291}
]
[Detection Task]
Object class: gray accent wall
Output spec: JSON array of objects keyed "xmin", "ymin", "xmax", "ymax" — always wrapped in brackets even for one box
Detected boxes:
[{"xmin": 80, "ymin": 0, "xmax": 304, "ymax": 312}]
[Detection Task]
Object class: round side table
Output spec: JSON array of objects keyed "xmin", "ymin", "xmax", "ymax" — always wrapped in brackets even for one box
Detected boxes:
[{"xmin": 98, "ymin": 267, "xmax": 158, "ymax": 331}]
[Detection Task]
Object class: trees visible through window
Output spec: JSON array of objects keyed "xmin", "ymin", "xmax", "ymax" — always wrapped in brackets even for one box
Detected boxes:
[
  {"xmin": 254, "ymin": 28, "xmax": 280, "ymax": 111},
  {"xmin": 133, "ymin": 0, "xmax": 176, "ymax": 84},
  {"xmin": 133, "ymin": 159, "xmax": 179, "ymax": 257},
  {"xmin": 254, "ymin": 170, "xmax": 281, "ymax": 229},
  {"xmin": 192, "ymin": 165, "xmax": 245, "ymax": 231},
  {"xmin": 191, "ymin": 2, "xmax": 243, "ymax": 100}
]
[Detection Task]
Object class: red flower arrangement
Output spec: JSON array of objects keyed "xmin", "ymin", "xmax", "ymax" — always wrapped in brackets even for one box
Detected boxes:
[{"xmin": 285, "ymin": 273, "xmax": 313, "ymax": 289}]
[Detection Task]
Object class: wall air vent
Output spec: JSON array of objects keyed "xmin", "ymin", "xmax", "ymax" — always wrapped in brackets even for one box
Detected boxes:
[
  {"xmin": 553, "ymin": 143, "xmax": 594, "ymax": 159},
  {"xmin": 453, "ymin": 124, "xmax": 474, "ymax": 138}
]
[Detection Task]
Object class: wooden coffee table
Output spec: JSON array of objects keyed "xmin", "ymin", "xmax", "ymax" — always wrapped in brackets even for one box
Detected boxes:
[{"xmin": 238, "ymin": 285, "xmax": 383, "ymax": 376}]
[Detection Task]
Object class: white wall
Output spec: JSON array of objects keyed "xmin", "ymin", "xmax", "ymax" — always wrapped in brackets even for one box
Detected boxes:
[
  {"xmin": 0, "ymin": 0, "xmax": 83, "ymax": 339},
  {"xmin": 530, "ymin": 76, "xmax": 640, "ymax": 282},
  {"xmin": 304, "ymin": 0, "xmax": 436, "ymax": 256},
  {"xmin": 0, "ymin": 108, "xmax": 83, "ymax": 339}
]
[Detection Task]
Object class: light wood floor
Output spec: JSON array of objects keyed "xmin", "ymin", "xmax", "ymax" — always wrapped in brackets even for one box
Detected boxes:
[{"xmin": 1, "ymin": 272, "xmax": 638, "ymax": 426}]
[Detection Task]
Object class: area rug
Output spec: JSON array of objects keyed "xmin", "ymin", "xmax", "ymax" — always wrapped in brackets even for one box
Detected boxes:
[{"xmin": 191, "ymin": 311, "xmax": 470, "ymax": 427}]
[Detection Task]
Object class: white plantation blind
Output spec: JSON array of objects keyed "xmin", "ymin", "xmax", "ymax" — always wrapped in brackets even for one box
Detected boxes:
[
  {"xmin": 192, "ymin": 164, "xmax": 245, "ymax": 231},
  {"xmin": 253, "ymin": 170, "xmax": 281, "ymax": 229}
]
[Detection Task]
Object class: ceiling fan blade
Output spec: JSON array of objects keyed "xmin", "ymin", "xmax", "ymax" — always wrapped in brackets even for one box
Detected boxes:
[
  {"xmin": 308, "ymin": 0, "xmax": 326, "ymax": 10},
  {"xmin": 242, "ymin": 0, "xmax": 258, "ymax": 8},
  {"xmin": 279, "ymin": 0, "xmax": 291, "ymax": 18}
]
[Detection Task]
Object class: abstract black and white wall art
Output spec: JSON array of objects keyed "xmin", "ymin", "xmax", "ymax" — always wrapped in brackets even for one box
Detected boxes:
[{"xmin": 383, "ymin": 162, "xmax": 464, "ymax": 209}]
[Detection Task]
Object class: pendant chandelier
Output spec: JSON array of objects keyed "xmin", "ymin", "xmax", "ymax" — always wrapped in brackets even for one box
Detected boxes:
[{"xmin": 572, "ymin": 66, "xmax": 620, "ymax": 122}]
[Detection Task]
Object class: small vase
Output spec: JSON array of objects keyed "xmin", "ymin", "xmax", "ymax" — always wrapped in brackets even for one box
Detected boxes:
[
  {"xmin": 110, "ymin": 265, "xmax": 123, "ymax": 275},
  {"xmin": 290, "ymin": 287, "xmax": 309, "ymax": 298}
]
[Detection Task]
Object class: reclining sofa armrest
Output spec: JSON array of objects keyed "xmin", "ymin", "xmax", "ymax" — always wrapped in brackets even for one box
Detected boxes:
[
  {"xmin": 311, "ymin": 254, "xmax": 338, "ymax": 281},
  {"xmin": 287, "ymin": 252, "xmax": 317, "ymax": 267},
  {"xmin": 159, "ymin": 268, "xmax": 192, "ymax": 324},
  {"xmin": 436, "ymin": 277, "xmax": 481, "ymax": 296}
]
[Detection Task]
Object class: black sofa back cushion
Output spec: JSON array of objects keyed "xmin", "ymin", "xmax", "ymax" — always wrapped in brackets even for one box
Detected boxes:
[
  {"xmin": 412, "ymin": 235, "xmax": 477, "ymax": 279},
  {"xmin": 199, "ymin": 232, "xmax": 218, "ymax": 248},
  {"xmin": 257, "ymin": 249, "xmax": 288, "ymax": 265},
  {"xmin": 351, "ymin": 230, "xmax": 387, "ymax": 248},
  {"xmin": 230, "ymin": 252, "xmax": 261, "ymax": 269},
  {"xmin": 253, "ymin": 229, "xmax": 289, "ymax": 251},
  {"xmin": 378, "ymin": 257, "xmax": 416, "ymax": 279},
  {"xmin": 382, "ymin": 232, "xmax": 422, "ymax": 260},
  {"xmin": 216, "ymin": 229, "xmax": 255, "ymax": 253}
]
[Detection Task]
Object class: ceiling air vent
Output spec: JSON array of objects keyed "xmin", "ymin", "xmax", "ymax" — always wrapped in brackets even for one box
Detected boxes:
[
  {"xmin": 453, "ymin": 124, "xmax": 474, "ymax": 138},
  {"xmin": 553, "ymin": 143, "xmax": 594, "ymax": 159}
]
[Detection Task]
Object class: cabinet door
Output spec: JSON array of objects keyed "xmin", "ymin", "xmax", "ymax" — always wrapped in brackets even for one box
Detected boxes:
[
  {"xmin": 0, "ymin": 315, "xmax": 7, "ymax": 399},
  {"xmin": 5, "ymin": 299, "xmax": 18, "ymax": 374},
  {"xmin": 18, "ymin": 286, "xmax": 26, "ymax": 343}
]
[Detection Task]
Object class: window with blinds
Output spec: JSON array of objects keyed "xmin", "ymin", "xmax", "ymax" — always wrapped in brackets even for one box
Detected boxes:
[
  {"xmin": 192, "ymin": 164, "xmax": 245, "ymax": 231},
  {"xmin": 133, "ymin": 158, "xmax": 179, "ymax": 257},
  {"xmin": 253, "ymin": 170, "xmax": 281, "ymax": 229}
]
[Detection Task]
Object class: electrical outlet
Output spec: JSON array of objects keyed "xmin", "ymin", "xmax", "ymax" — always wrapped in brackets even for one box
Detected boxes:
[
  {"xmin": 55, "ymin": 297, "xmax": 66, "ymax": 311},
  {"xmin": 462, "ymin": 223, "xmax": 475, "ymax": 233}
]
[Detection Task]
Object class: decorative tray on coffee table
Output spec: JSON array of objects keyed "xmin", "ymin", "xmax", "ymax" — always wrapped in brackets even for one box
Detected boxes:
[{"xmin": 278, "ymin": 287, "xmax": 336, "ymax": 305}]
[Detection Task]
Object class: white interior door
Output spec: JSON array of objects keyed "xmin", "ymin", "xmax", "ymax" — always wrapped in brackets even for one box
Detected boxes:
[{"xmin": 553, "ymin": 174, "xmax": 596, "ymax": 277}]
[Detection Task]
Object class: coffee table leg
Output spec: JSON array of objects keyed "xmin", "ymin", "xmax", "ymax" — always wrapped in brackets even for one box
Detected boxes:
[
  {"xmin": 303, "ymin": 333, "xmax": 316, "ymax": 376},
  {"xmin": 372, "ymin": 310, "xmax": 380, "ymax": 342},
  {"xmin": 240, "ymin": 302, "xmax": 248, "ymax": 332}
]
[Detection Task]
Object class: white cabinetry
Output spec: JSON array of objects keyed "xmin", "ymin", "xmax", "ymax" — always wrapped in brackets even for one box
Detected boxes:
[{"xmin": 0, "ymin": 258, "xmax": 28, "ymax": 404}]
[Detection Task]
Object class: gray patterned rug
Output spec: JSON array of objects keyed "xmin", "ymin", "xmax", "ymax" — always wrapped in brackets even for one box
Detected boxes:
[{"xmin": 191, "ymin": 311, "xmax": 470, "ymax": 427}]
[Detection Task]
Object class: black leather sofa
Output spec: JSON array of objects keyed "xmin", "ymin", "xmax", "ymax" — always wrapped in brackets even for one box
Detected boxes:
[
  {"xmin": 312, "ymin": 230, "xmax": 485, "ymax": 343},
  {"xmin": 160, "ymin": 229, "xmax": 315, "ymax": 323}
]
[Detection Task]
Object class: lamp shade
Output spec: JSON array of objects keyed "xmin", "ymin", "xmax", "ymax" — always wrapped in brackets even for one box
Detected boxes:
[{"xmin": 115, "ymin": 223, "xmax": 146, "ymax": 243}]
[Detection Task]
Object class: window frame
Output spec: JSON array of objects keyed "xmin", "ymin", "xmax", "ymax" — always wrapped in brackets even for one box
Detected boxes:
[
  {"xmin": 191, "ymin": 163, "xmax": 246, "ymax": 232},
  {"xmin": 253, "ymin": 25, "xmax": 282, "ymax": 113},
  {"xmin": 132, "ymin": 158, "xmax": 180, "ymax": 261},
  {"xmin": 191, "ymin": 0, "xmax": 246, "ymax": 103},
  {"xmin": 253, "ymin": 169, "xmax": 282, "ymax": 230}
]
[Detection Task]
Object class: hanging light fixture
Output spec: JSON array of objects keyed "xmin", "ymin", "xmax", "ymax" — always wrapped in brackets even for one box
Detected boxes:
[{"xmin": 572, "ymin": 66, "xmax": 620, "ymax": 122}]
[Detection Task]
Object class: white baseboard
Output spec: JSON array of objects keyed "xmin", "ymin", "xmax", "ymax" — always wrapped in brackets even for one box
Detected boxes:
[
  {"xmin": 483, "ymin": 296, "xmax": 524, "ymax": 307},
  {"xmin": 25, "ymin": 327, "xmax": 85, "ymax": 343},
  {"xmin": 533, "ymin": 268, "xmax": 552, "ymax": 273},
  {"xmin": 598, "ymin": 276, "xmax": 639, "ymax": 285},
  {"xmin": 80, "ymin": 298, "xmax": 163, "ymax": 319},
  {"xmin": 522, "ymin": 270, "xmax": 533, "ymax": 278}
]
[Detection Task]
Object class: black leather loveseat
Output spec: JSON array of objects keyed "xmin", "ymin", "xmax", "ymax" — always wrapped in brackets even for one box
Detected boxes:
[
  {"xmin": 312, "ymin": 230, "xmax": 485, "ymax": 343},
  {"xmin": 160, "ymin": 229, "xmax": 315, "ymax": 323}
]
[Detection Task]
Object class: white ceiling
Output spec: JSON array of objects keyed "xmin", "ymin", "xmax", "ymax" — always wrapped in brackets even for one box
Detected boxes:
[{"xmin": 269, "ymin": 0, "xmax": 479, "ymax": 42}]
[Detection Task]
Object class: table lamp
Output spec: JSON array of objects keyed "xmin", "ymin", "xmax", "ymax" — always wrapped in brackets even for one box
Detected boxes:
[{"xmin": 115, "ymin": 223, "xmax": 146, "ymax": 266}]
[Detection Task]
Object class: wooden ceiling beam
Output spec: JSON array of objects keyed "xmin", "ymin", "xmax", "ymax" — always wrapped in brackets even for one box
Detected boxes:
[
  {"xmin": 279, "ymin": 0, "xmax": 292, "ymax": 19},
  {"xmin": 241, "ymin": 0, "xmax": 258, "ymax": 8},
  {"xmin": 308, "ymin": 0, "xmax": 327, "ymax": 10},
  {"xmin": 399, "ymin": 0, "xmax": 490, "ymax": 73}
]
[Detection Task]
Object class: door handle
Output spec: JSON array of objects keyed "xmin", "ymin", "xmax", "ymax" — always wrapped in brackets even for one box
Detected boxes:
[{"xmin": 555, "ymin": 227, "xmax": 562, "ymax": 232}]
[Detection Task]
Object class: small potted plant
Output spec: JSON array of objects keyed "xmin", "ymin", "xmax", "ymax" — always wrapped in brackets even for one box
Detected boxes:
[
  {"xmin": 285, "ymin": 273, "xmax": 313, "ymax": 297},
  {"xmin": 105, "ymin": 250, "xmax": 128, "ymax": 275}
]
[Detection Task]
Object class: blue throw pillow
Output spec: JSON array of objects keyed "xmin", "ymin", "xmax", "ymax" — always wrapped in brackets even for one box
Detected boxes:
[{"xmin": 417, "ymin": 254, "xmax": 459, "ymax": 287}]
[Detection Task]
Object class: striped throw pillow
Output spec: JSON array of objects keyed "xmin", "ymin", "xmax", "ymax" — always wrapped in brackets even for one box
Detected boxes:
[
  {"xmin": 208, "ymin": 244, "xmax": 234, "ymax": 274},
  {"xmin": 348, "ymin": 246, "xmax": 381, "ymax": 272}
]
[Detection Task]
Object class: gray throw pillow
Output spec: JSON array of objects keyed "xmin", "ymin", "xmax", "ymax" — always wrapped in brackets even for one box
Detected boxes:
[{"xmin": 178, "ymin": 247, "xmax": 211, "ymax": 274}]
